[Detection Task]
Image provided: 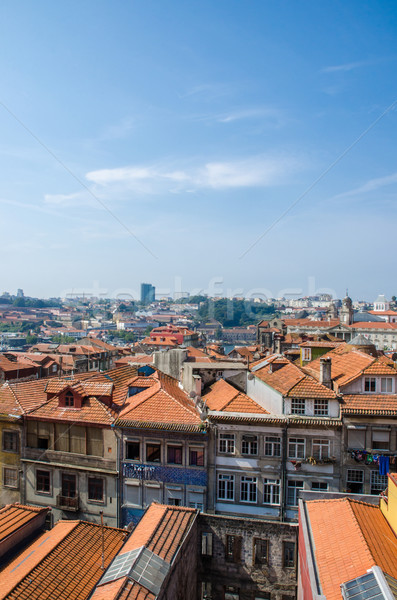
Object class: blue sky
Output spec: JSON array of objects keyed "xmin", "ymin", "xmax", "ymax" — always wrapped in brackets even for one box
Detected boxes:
[{"xmin": 1, "ymin": 0, "xmax": 397, "ymax": 301}]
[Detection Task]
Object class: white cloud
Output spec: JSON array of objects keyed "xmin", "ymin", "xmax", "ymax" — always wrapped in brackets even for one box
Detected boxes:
[
  {"xmin": 85, "ymin": 155, "xmax": 302, "ymax": 194},
  {"xmin": 335, "ymin": 172, "xmax": 397, "ymax": 199},
  {"xmin": 321, "ymin": 59, "xmax": 376, "ymax": 73}
]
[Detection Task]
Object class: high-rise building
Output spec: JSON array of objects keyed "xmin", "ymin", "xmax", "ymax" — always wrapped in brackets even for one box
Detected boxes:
[{"xmin": 140, "ymin": 283, "xmax": 155, "ymax": 304}]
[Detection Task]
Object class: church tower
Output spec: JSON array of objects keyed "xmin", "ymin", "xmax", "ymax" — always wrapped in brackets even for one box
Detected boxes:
[{"xmin": 340, "ymin": 292, "xmax": 354, "ymax": 325}]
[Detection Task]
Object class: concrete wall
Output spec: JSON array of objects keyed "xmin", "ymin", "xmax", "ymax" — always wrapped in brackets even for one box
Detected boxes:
[
  {"xmin": 246, "ymin": 375, "xmax": 283, "ymax": 414},
  {"xmin": 153, "ymin": 348, "xmax": 188, "ymax": 380}
]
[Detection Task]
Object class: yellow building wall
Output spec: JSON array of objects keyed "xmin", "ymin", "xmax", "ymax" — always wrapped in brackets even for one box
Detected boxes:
[
  {"xmin": 0, "ymin": 415, "xmax": 22, "ymax": 504},
  {"xmin": 380, "ymin": 474, "xmax": 397, "ymax": 535}
]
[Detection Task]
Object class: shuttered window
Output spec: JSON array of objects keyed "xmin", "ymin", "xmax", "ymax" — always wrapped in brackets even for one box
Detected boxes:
[
  {"xmin": 87, "ymin": 428, "xmax": 103, "ymax": 457},
  {"xmin": 70, "ymin": 425, "xmax": 86, "ymax": 455},
  {"xmin": 55, "ymin": 423, "xmax": 69, "ymax": 452}
]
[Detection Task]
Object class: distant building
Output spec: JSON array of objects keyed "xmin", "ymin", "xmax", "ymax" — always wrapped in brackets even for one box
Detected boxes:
[
  {"xmin": 17, "ymin": 289, "xmax": 24, "ymax": 298},
  {"xmin": 140, "ymin": 283, "xmax": 155, "ymax": 304}
]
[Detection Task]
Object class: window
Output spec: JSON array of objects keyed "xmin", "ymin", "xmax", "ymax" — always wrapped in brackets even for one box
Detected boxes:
[
  {"xmin": 381, "ymin": 378, "xmax": 393, "ymax": 393},
  {"xmin": 36, "ymin": 470, "xmax": 51, "ymax": 494},
  {"xmin": 218, "ymin": 474, "xmax": 234, "ymax": 500},
  {"xmin": 241, "ymin": 476, "xmax": 257, "ymax": 503},
  {"xmin": 224, "ymin": 585, "xmax": 240, "ymax": 600},
  {"xmin": 242, "ymin": 435, "xmax": 258, "ymax": 455},
  {"xmin": 302, "ymin": 348, "xmax": 311, "ymax": 362},
  {"xmin": 371, "ymin": 429, "xmax": 390, "ymax": 450},
  {"xmin": 264, "ymin": 436, "xmax": 281, "ymax": 457},
  {"xmin": 255, "ymin": 595, "xmax": 271, "ymax": 600},
  {"xmin": 347, "ymin": 427, "xmax": 366, "ymax": 449},
  {"xmin": 219, "ymin": 433, "xmax": 235, "ymax": 454},
  {"xmin": 288, "ymin": 438, "xmax": 305, "ymax": 459},
  {"xmin": 311, "ymin": 481, "xmax": 328, "ymax": 491},
  {"xmin": 263, "ymin": 479, "xmax": 280, "ymax": 505},
  {"xmin": 3, "ymin": 430, "xmax": 18, "ymax": 453},
  {"xmin": 287, "ymin": 480, "xmax": 303, "ymax": 506},
  {"xmin": 65, "ymin": 391, "xmax": 74, "ymax": 407},
  {"xmin": 62, "ymin": 473, "xmax": 77, "ymax": 498},
  {"xmin": 3, "ymin": 467, "xmax": 18, "ymax": 488},
  {"xmin": 88, "ymin": 477, "xmax": 104, "ymax": 502},
  {"xmin": 201, "ymin": 582, "xmax": 212, "ymax": 599},
  {"xmin": 370, "ymin": 472, "xmax": 388, "ymax": 495},
  {"xmin": 314, "ymin": 399, "xmax": 329, "ymax": 416},
  {"xmin": 364, "ymin": 377, "xmax": 376, "ymax": 392},
  {"xmin": 291, "ymin": 399, "xmax": 305, "ymax": 415},
  {"xmin": 347, "ymin": 469, "xmax": 364, "ymax": 494},
  {"xmin": 126, "ymin": 441, "xmax": 140, "ymax": 460},
  {"xmin": 167, "ymin": 445, "xmax": 182, "ymax": 464},
  {"xmin": 283, "ymin": 541, "xmax": 296, "ymax": 568},
  {"xmin": 253, "ymin": 538, "xmax": 268, "ymax": 566},
  {"xmin": 225, "ymin": 535, "xmax": 241, "ymax": 562},
  {"xmin": 189, "ymin": 447, "xmax": 204, "ymax": 466},
  {"xmin": 201, "ymin": 532, "xmax": 213, "ymax": 556},
  {"xmin": 146, "ymin": 443, "xmax": 161, "ymax": 462},
  {"xmin": 312, "ymin": 439, "xmax": 330, "ymax": 460}
]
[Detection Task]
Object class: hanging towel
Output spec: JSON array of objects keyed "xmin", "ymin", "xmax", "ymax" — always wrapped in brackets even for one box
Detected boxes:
[{"xmin": 379, "ymin": 455, "xmax": 390, "ymax": 476}]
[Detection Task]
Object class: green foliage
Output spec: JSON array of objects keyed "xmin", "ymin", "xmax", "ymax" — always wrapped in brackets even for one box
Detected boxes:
[
  {"xmin": 197, "ymin": 299, "xmax": 276, "ymax": 327},
  {"xmin": 50, "ymin": 335, "xmax": 76, "ymax": 343},
  {"xmin": 25, "ymin": 334, "xmax": 39, "ymax": 344},
  {"xmin": 113, "ymin": 329, "xmax": 136, "ymax": 343}
]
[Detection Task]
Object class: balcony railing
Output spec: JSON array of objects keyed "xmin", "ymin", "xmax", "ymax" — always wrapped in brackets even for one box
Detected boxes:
[{"xmin": 56, "ymin": 495, "xmax": 79, "ymax": 511}]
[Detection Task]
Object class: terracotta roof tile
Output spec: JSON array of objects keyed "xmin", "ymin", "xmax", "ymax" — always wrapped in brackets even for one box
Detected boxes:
[
  {"xmin": 0, "ymin": 520, "xmax": 128, "ymax": 600},
  {"xmin": 306, "ymin": 497, "xmax": 397, "ymax": 600},
  {"xmin": 91, "ymin": 504, "xmax": 196, "ymax": 600},
  {"xmin": 204, "ymin": 379, "xmax": 269, "ymax": 414},
  {"xmin": 118, "ymin": 372, "xmax": 201, "ymax": 427},
  {"xmin": 253, "ymin": 361, "xmax": 336, "ymax": 399},
  {"xmin": 341, "ymin": 394, "xmax": 397, "ymax": 415},
  {"xmin": 0, "ymin": 504, "xmax": 49, "ymax": 543},
  {"xmin": 304, "ymin": 348, "xmax": 374, "ymax": 389}
]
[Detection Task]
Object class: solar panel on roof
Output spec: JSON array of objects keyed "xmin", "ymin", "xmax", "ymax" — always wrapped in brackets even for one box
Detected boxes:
[
  {"xmin": 341, "ymin": 568, "xmax": 397, "ymax": 600},
  {"xmin": 100, "ymin": 546, "xmax": 170, "ymax": 596}
]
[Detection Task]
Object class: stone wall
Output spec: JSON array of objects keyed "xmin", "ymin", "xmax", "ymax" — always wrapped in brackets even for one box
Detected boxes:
[{"xmin": 197, "ymin": 513, "xmax": 297, "ymax": 600}]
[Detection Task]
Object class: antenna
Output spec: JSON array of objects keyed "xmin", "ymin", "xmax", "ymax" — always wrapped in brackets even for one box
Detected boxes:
[{"xmin": 100, "ymin": 510, "xmax": 105, "ymax": 570}]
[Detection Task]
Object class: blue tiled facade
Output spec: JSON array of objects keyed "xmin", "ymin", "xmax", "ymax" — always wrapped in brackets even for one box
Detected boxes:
[{"xmin": 122, "ymin": 462, "xmax": 207, "ymax": 486}]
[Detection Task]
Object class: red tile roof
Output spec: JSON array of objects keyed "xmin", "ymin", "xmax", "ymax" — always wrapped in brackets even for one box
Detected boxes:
[
  {"xmin": 305, "ymin": 497, "xmax": 397, "ymax": 600},
  {"xmin": 91, "ymin": 504, "xmax": 196, "ymax": 600},
  {"xmin": 254, "ymin": 361, "xmax": 337, "ymax": 399},
  {"xmin": 117, "ymin": 372, "xmax": 202, "ymax": 430},
  {"xmin": 0, "ymin": 520, "xmax": 128, "ymax": 600},
  {"xmin": 304, "ymin": 348, "xmax": 375, "ymax": 389},
  {"xmin": 0, "ymin": 504, "xmax": 48, "ymax": 544},
  {"xmin": 204, "ymin": 379, "xmax": 269, "ymax": 414},
  {"xmin": 341, "ymin": 394, "xmax": 397, "ymax": 415}
]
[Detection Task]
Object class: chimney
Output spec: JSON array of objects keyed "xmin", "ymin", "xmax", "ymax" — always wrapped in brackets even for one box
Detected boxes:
[
  {"xmin": 319, "ymin": 357, "xmax": 332, "ymax": 389},
  {"xmin": 273, "ymin": 334, "xmax": 282, "ymax": 354}
]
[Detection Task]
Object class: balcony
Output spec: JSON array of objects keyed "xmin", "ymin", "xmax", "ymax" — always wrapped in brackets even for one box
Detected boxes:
[{"xmin": 56, "ymin": 495, "xmax": 79, "ymax": 511}]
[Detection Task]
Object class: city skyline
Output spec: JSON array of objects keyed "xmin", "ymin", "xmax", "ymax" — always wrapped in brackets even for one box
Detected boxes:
[{"xmin": 1, "ymin": 1, "xmax": 397, "ymax": 298}]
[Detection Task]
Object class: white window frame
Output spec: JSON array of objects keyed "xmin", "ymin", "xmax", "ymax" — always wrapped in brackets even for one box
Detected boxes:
[
  {"xmin": 3, "ymin": 467, "xmax": 19, "ymax": 488},
  {"xmin": 264, "ymin": 436, "xmax": 281, "ymax": 457},
  {"xmin": 241, "ymin": 435, "xmax": 258, "ymax": 456},
  {"xmin": 370, "ymin": 471, "xmax": 388, "ymax": 494},
  {"xmin": 312, "ymin": 439, "xmax": 330, "ymax": 460},
  {"xmin": 288, "ymin": 438, "xmax": 305, "ymax": 459},
  {"xmin": 240, "ymin": 476, "xmax": 257, "ymax": 503},
  {"xmin": 311, "ymin": 481, "xmax": 328, "ymax": 491},
  {"xmin": 364, "ymin": 377, "xmax": 376, "ymax": 392},
  {"xmin": 287, "ymin": 480, "xmax": 304, "ymax": 506},
  {"xmin": 219, "ymin": 433, "xmax": 235, "ymax": 454},
  {"xmin": 314, "ymin": 399, "xmax": 329, "ymax": 416},
  {"xmin": 218, "ymin": 473, "xmax": 234, "ymax": 501},
  {"xmin": 291, "ymin": 399, "xmax": 306, "ymax": 415},
  {"xmin": 263, "ymin": 478, "xmax": 280, "ymax": 505},
  {"xmin": 380, "ymin": 377, "xmax": 393, "ymax": 393}
]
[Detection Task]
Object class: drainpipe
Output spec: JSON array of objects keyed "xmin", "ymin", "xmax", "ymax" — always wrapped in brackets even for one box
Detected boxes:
[{"xmin": 280, "ymin": 423, "xmax": 288, "ymax": 522}]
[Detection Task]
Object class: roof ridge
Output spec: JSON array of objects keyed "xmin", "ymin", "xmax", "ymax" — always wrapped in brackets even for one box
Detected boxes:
[{"xmin": 5, "ymin": 381, "xmax": 25, "ymax": 414}]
